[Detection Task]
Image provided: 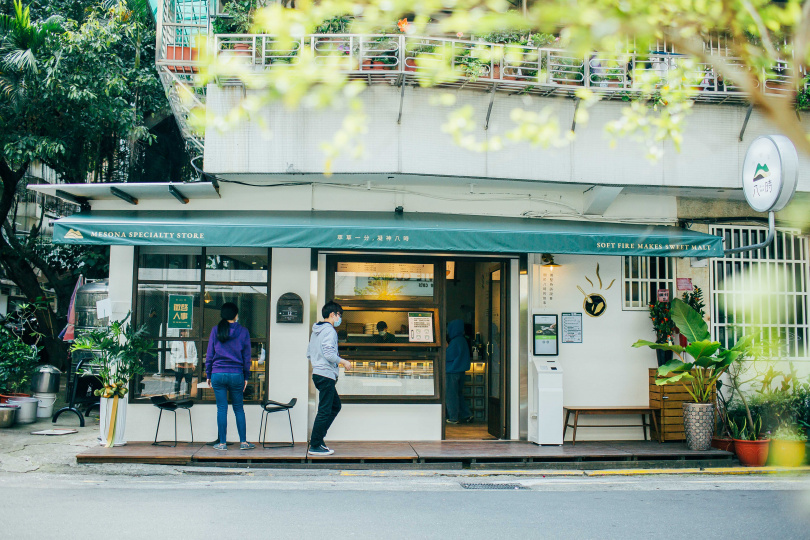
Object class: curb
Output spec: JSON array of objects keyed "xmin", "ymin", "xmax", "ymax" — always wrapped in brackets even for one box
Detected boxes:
[{"xmin": 584, "ymin": 466, "xmax": 810, "ymax": 476}]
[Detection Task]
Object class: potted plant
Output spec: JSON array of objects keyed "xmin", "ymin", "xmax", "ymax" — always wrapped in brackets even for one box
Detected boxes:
[
  {"xmin": 0, "ymin": 327, "xmax": 39, "ymax": 403},
  {"xmin": 71, "ymin": 315, "xmax": 153, "ymax": 447},
  {"xmin": 634, "ymin": 298, "xmax": 751, "ymax": 451},
  {"xmin": 212, "ymin": 0, "xmax": 257, "ymax": 57},
  {"xmin": 647, "ymin": 300, "xmax": 676, "ymax": 366},
  {"xmin": 404, "ymin": 42, "xmax": 436, "ymax": 72},
  {"xmin": 712, "ymin": 380, "xmax": 735, "ymax": 452},
  {"xmin": 769, "ymin": 422, "xmax": 807, "ymax": 467},
  {"xmin": 730, "ymin": 416, "xmax": 770, "ymax": 466}
]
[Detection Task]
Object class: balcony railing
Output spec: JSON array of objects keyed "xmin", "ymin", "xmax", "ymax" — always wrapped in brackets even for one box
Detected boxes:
[{"xmin": 172, "ymin": 33, "xmax": 807, "ymax": 104}]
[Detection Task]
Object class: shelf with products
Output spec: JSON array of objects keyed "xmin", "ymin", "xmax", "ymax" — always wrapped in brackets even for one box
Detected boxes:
[{"xmin": 463, "ymin": 361, "xmax": 488, "ymax": 422}]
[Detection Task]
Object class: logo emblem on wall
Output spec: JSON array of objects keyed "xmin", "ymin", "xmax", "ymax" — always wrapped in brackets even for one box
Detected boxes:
[{"xmin": 577, "ymin": 263, "xmax": 615, "ymax": 318}]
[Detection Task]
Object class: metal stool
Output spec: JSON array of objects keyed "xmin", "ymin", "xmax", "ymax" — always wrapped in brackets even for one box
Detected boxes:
[
  {"xmin": 150, "ymin": 396, "xmax": 194, "ymax": 447},
  {"xmin": 258, "ymin": 398, "xmax": 297, "ymax": 448}
]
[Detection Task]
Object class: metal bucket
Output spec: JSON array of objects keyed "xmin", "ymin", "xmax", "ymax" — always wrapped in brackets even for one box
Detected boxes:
[
  {"xmin": 8, "ymin": 397, "xmax": 38, "ymax": 424},
  {"xmin": 31, "ymin": 365, "xmax": 61, "ymax": 394},
  {"xmin": 0, "ymin": 404, "xmax": 19, "ymax": 428},
  {"xmin": 75, "ymin": 279, "xmax": 109, "ymax": 334}
]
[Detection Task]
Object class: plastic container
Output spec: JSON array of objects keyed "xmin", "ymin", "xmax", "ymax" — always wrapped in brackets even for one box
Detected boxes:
[
  {"xmin": 33, "ymin": 392, "xmax": 58, "ymax": 418},
  {"xmin": 8, "ymin": 397, "xmax": 39, "ymax": 424}
]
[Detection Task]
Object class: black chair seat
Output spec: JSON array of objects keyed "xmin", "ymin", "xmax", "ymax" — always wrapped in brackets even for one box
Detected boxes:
[
  {"xmin": 151, "ymin": 395, "xmax": 194, "ymax": 447},
  {"xmin": 259, "ymin": 397, "xmax": 297, "ymax": 448}
]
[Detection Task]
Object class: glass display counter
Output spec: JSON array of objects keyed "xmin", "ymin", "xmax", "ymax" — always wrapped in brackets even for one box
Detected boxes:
[{"xmin": 336, "ymin": 352, "xmax": 437, "ymax": 397}]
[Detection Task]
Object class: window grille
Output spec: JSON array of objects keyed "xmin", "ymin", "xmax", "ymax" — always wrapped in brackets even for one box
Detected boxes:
[
  {"xmin": 710, "ymin": 225, "xmax": 809, "ymax": 360},
  {"xmin": 622, "ymin": 256, "xmax": 676, "ymax": 310}
]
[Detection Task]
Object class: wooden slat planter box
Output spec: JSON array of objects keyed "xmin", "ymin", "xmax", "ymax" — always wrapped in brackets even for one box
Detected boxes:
[{"xmin": 648, "ymin": 368, "xmax": 715, "ymax": 443}]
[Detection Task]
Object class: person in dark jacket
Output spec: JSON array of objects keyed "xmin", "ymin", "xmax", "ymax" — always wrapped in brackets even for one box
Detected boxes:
[
  {"xmin": 445, "ymin": 319, "xmax": 472, "ymax": 424},
  {"xmin": 205, "ymin": 302, "xmax": 254, "ymax": 451}
]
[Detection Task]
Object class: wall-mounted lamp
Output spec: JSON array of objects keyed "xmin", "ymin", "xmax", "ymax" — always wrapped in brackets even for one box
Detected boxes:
[
  {"xmin": 541, "ymin": 253, "xmax": 561, "ymax": 270},
  {"xmin": 204, "ymin": 291, "xmax": 212, "ymax": 304}
]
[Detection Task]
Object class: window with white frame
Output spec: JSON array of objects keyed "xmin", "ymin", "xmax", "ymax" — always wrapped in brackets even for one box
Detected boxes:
[
  {"xmin": 622, "ymin": 256, "xmax": 676, "ymax": 310},
  {"xmin": 710, "ymin": 225, "xmax": 809, "ymax": 360}
]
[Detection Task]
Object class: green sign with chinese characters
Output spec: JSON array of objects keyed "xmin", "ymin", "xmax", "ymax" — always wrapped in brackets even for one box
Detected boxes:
[{"xmin": 168, "ymin": 295, "xmax": 193, "ymax": 329}]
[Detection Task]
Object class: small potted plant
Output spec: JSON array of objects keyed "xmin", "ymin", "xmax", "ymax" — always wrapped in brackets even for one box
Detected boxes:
[
  {"xmin": 769, "ymin": 422, "xmax": 807, "ymax": 467},
  {"xmin": 212, "ymin": 0, "xmax": 257, "ymax": 57},
  {"xmin": 72, "ymin": 315, "xmax": 153, "ymax": 447},
  {"xmin": 647, "ymin": 301, "xmax": 676, "ymax": 366},
  {"xmin": 729, "ymin": 416, "xmax": 770, "ymax": 467}
]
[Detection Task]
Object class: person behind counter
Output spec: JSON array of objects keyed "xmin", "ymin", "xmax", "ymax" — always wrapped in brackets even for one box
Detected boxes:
[
  {"xmin": 307, "ymin": 300, "xmax": 352, "ymax": 456},
  {"xmin": 205, "ymin": 302, "xmax": 255, "ymax": 451},
  {"xmin": 374, "ymin": 321, "xmax": 395, "ymax": 343},
  {"xmin": 169, "ymin": 329, "xmax": 197, "ymax": 396},
  {"xmin": 445, "ymin": 319, "xmax": 473, "ymax": 424}
]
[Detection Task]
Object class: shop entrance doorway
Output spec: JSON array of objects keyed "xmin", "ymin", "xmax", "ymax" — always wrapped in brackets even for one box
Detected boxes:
[{"xmin": 443, "ymin": 259, "xmax": 509, "ymax": 440}]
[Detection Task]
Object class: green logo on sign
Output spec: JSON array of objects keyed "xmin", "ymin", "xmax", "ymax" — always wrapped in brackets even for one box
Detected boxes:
[{"xmin": 753, "ymin": 163, "xmax": 770, "ymax": 182}]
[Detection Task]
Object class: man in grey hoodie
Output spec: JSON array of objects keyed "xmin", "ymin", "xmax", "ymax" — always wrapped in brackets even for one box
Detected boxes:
[{"xmin": 307, "ymin": 300, "xmax": 351, "ymax": 456}]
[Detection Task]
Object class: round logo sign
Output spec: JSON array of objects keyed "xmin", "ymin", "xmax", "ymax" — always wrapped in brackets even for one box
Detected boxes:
[
  {"xmin": 742, "ymin": 135, "xmax": 798, "ymax": 213},
  {"xmin": 583, "ymin": 294, "xmax": 606, "ymax": 317}
]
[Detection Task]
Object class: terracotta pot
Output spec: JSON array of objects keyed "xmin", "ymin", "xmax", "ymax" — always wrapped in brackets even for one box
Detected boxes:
[
  {"xmin": 769, "ymin": 439, "xmax": 807, "ymax": 467},
  {"xmin": 166, "ymin": 46, "xmax": 199, "ymax": 74},
  {"xmin": 0, "ymin": 393, "xmax": 31, "ymax": 404},
  {"xmin": 490, "ymin": 65, "xmax": 500, "ymax": 80},
  {"xmin": 232, "ymin": 42, "xmax": 252, "ymax": 58},
  {"xmin": 711, "ymin": 437, "xmax": 734, "ymax": 453},
  {"xmin": 733, "ymin": 438, "xmax": 770, "ymax": 467},
  {"xmin": 683, "ymin": 403, "xmax": 714, "ymax": 451}
]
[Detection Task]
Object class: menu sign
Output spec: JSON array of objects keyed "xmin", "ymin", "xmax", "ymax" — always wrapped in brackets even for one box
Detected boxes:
[
  {"xmin": 408, "ymin": 312, "xmax": 434, "ymax": 342},
  {"xmin": 561, "ymin": 313, "xmax": 582, "ymax": 344}
]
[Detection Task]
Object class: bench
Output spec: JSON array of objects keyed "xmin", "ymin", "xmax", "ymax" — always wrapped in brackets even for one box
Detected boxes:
[{"xmin": 563, "ymin": 406, "xmax": 658, "ymax": 445}]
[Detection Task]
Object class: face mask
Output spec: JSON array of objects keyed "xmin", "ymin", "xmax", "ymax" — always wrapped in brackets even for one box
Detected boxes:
[
  {"xmin": 334, "ymin": 315, "xmax": 342, "ymax": 327},
  {"xmin": 378, "ymin": 331, "xmax": 386, "ymax": 337}
]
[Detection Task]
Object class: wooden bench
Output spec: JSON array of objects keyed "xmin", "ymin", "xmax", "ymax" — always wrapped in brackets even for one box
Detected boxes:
[{"xmin": 563, "ymin": 406, "xmax": 659, "ymax": 445}]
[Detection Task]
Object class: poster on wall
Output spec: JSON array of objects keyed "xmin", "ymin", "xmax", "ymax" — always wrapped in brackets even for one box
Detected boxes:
[
  {"xmin": 533, "ymin": 314, "xmax": 558, "ymax": 356},
  {"xmin": 408, "ymin": 312, "xmax": 434, "ymax": 342},
  {"xmin": 677, "ymin": 278, "xmax": 694, "ymax": 291},
  {"xmin": 168, "ymin": 294, "xmax": 193, "ymax": 329},
  {"xmin": 657, "ymin": 289, "xmax": 670, "ymax": 302},
  {"xmin": 561, "ymin": 312, "xmax": 583, "ymax": 343}
]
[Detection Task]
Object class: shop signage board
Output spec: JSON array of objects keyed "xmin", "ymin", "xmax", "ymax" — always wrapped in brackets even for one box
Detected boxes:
[
  {"xmin": 533, "ymin": 314, "xmax": 559, "ymax": 356},
  {"xmin": 676, "ymin": 278, "xmax": 694, "ymax": 291},
  {"xmin": 561, "ymin": 313, "xmax": 582, "ymax": 344},
  {"xmin": 168, "ymin": 294, "xmax": 193, "ymax": 329},
  {"xmin": 408, "ymin": 312, "xmax": 434, "ymax": 342},
  {"xmin": 742, "ymin": 135, "xmax": 798, "ymax": 213}
]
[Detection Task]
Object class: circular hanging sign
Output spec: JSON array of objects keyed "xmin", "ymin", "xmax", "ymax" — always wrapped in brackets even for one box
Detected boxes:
[{"xmin": 742, "ymin": 135, "xmax": 799, "ymax": 213}]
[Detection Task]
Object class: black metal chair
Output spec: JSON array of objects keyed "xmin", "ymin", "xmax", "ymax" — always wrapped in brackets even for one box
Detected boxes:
[
  {"xmin": 258, "ymin": 398, "xmax": 297, "ymax": 448},
  {"xmin": 150, "ymin": 395, "xmax": 194, "ymax": 447},
  {"xmin": 53, "ymin": 353, "xmax": 102, "ymax": 427}
]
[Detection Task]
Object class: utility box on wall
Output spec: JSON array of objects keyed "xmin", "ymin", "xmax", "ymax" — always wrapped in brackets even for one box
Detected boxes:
[{"xmin": 276, "ymin": 292, "xmax": 304, "ymax": 324}]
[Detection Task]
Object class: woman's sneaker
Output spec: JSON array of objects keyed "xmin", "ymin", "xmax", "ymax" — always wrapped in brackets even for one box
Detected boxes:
[
  {"xmin": 240, "ymin": 442, "xmax": 255, "ymax": 450},
  {"xmin": 308, "ymin": 444, "xmax": 334, "ymax": 456},
  {"xmin": 213, "ymin": 443, "xmax": 227, "ymax": 451}
]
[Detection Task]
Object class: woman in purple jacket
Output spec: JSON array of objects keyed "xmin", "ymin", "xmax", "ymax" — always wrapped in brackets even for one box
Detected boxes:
[{"xmin": 205, "ymin": 302, "xmax": 254, "ymax": 451}]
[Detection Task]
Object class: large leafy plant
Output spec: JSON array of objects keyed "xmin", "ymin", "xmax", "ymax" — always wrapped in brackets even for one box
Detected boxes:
[
  {"xmin": 0, "ymin": 327, "xmax": 39, "ymax": 394},
  {"xmin": 633, "ymin": 298, "xmax": 753, "ymax": 403},
  {"xmin": 71, "ymin": 314, "xmax": 153, "ymax": 399}
]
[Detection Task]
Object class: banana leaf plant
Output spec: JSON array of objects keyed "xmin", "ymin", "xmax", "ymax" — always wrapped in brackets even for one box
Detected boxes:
[{"xmin": 633, "ymin": 298, "xmax": 752, "ymax": 404}]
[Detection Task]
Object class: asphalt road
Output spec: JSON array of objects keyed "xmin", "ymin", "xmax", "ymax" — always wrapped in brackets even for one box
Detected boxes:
[{"xmin": 2, "ymin": 470, "xmax": 809, "ymax": 539}]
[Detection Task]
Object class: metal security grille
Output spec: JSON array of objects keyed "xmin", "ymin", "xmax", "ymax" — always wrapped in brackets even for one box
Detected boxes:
[
  {"xmin": 622, "ymin": 257, "xmax": 676, "ymax": 310},
  {"xmin": 710, "ymin": 225, "xmax": 809, "ymax": 360}
]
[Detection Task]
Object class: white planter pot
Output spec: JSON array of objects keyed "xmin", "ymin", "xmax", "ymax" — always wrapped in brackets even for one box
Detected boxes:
[{"xmin": 99, "ymin": 396, "xmax": 128, "ymax": 447}]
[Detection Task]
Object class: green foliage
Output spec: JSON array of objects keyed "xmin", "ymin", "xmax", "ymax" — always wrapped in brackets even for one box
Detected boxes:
[
  {"xmin": 729, "ymin": 416, "xmax": 764, "ymax": 441},
  {"xmin": 647, "ymin": 300, "xmax": 675, "ymax": 344},
  {"xmin": 71, "ymin": 313, "xmax": 153, "ymax": 397},
  {"xmin": 771, "ymin": 422, "xmax": 807, "ymax": 442},
  {"xmin": 33, "ymin": 240, "xmax": 109, "ymax": 280},
  {"xmin": 681, "ymin": 286, "xmax": 705, "ymax": 318},
  {"xmin": 213, "ymin": 0, "xmax": 257, "ymax": 34},
  {"xmin": 0, "ymin": 327, "xmax": 39, "ymax": 394},
  {"xmin": 315, "ymin": 14, "xmax": 353, "ymax": 34}
]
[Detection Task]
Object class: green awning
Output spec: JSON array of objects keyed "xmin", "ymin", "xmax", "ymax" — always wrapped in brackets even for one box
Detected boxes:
[{"xmin": 53, "ymin": 211, "xmax": 723, "ymax": 257}]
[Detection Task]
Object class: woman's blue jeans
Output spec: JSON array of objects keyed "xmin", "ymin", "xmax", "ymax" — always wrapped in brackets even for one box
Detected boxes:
[{"xmin": 211, "ymin": 372, "xmax": 247, "ymax": 444}]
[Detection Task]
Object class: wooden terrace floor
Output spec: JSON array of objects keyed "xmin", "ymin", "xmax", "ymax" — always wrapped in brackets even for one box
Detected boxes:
[{"xmin": 77, "ymin": 440, "xmax": 734, "ymax": 467}]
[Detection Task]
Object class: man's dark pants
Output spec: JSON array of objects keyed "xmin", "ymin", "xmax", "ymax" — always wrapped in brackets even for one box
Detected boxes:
[{"xmin": 310, "ymin": 374, "xmax": 342, "ymax": 448}]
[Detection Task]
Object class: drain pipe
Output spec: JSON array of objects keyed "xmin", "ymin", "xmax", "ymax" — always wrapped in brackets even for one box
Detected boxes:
[{"xmin": 722, "ymin": 211, "xmax": 775, "ymax": 256}]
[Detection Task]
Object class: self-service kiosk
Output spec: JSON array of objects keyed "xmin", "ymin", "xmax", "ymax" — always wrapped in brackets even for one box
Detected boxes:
[{"xmin": 529, "ymin": 357, "xmax": 564, "ymax": 445}]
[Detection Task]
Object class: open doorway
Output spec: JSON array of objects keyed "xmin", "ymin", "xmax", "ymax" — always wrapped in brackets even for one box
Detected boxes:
[{"xmin": 443, "ymin": 259, "xmax": 508, "ymax": 440}]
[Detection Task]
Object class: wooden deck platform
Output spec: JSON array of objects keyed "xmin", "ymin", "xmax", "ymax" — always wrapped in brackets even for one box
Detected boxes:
[{"xmin": 77, "ymin": 440, "xmax": 734, "ymax": 467}]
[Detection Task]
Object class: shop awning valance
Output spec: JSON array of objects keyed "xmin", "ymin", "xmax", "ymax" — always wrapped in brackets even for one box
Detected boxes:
[{"xmin": 53, "ymin": 211, "xmax": 724, "ymax": 257}]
